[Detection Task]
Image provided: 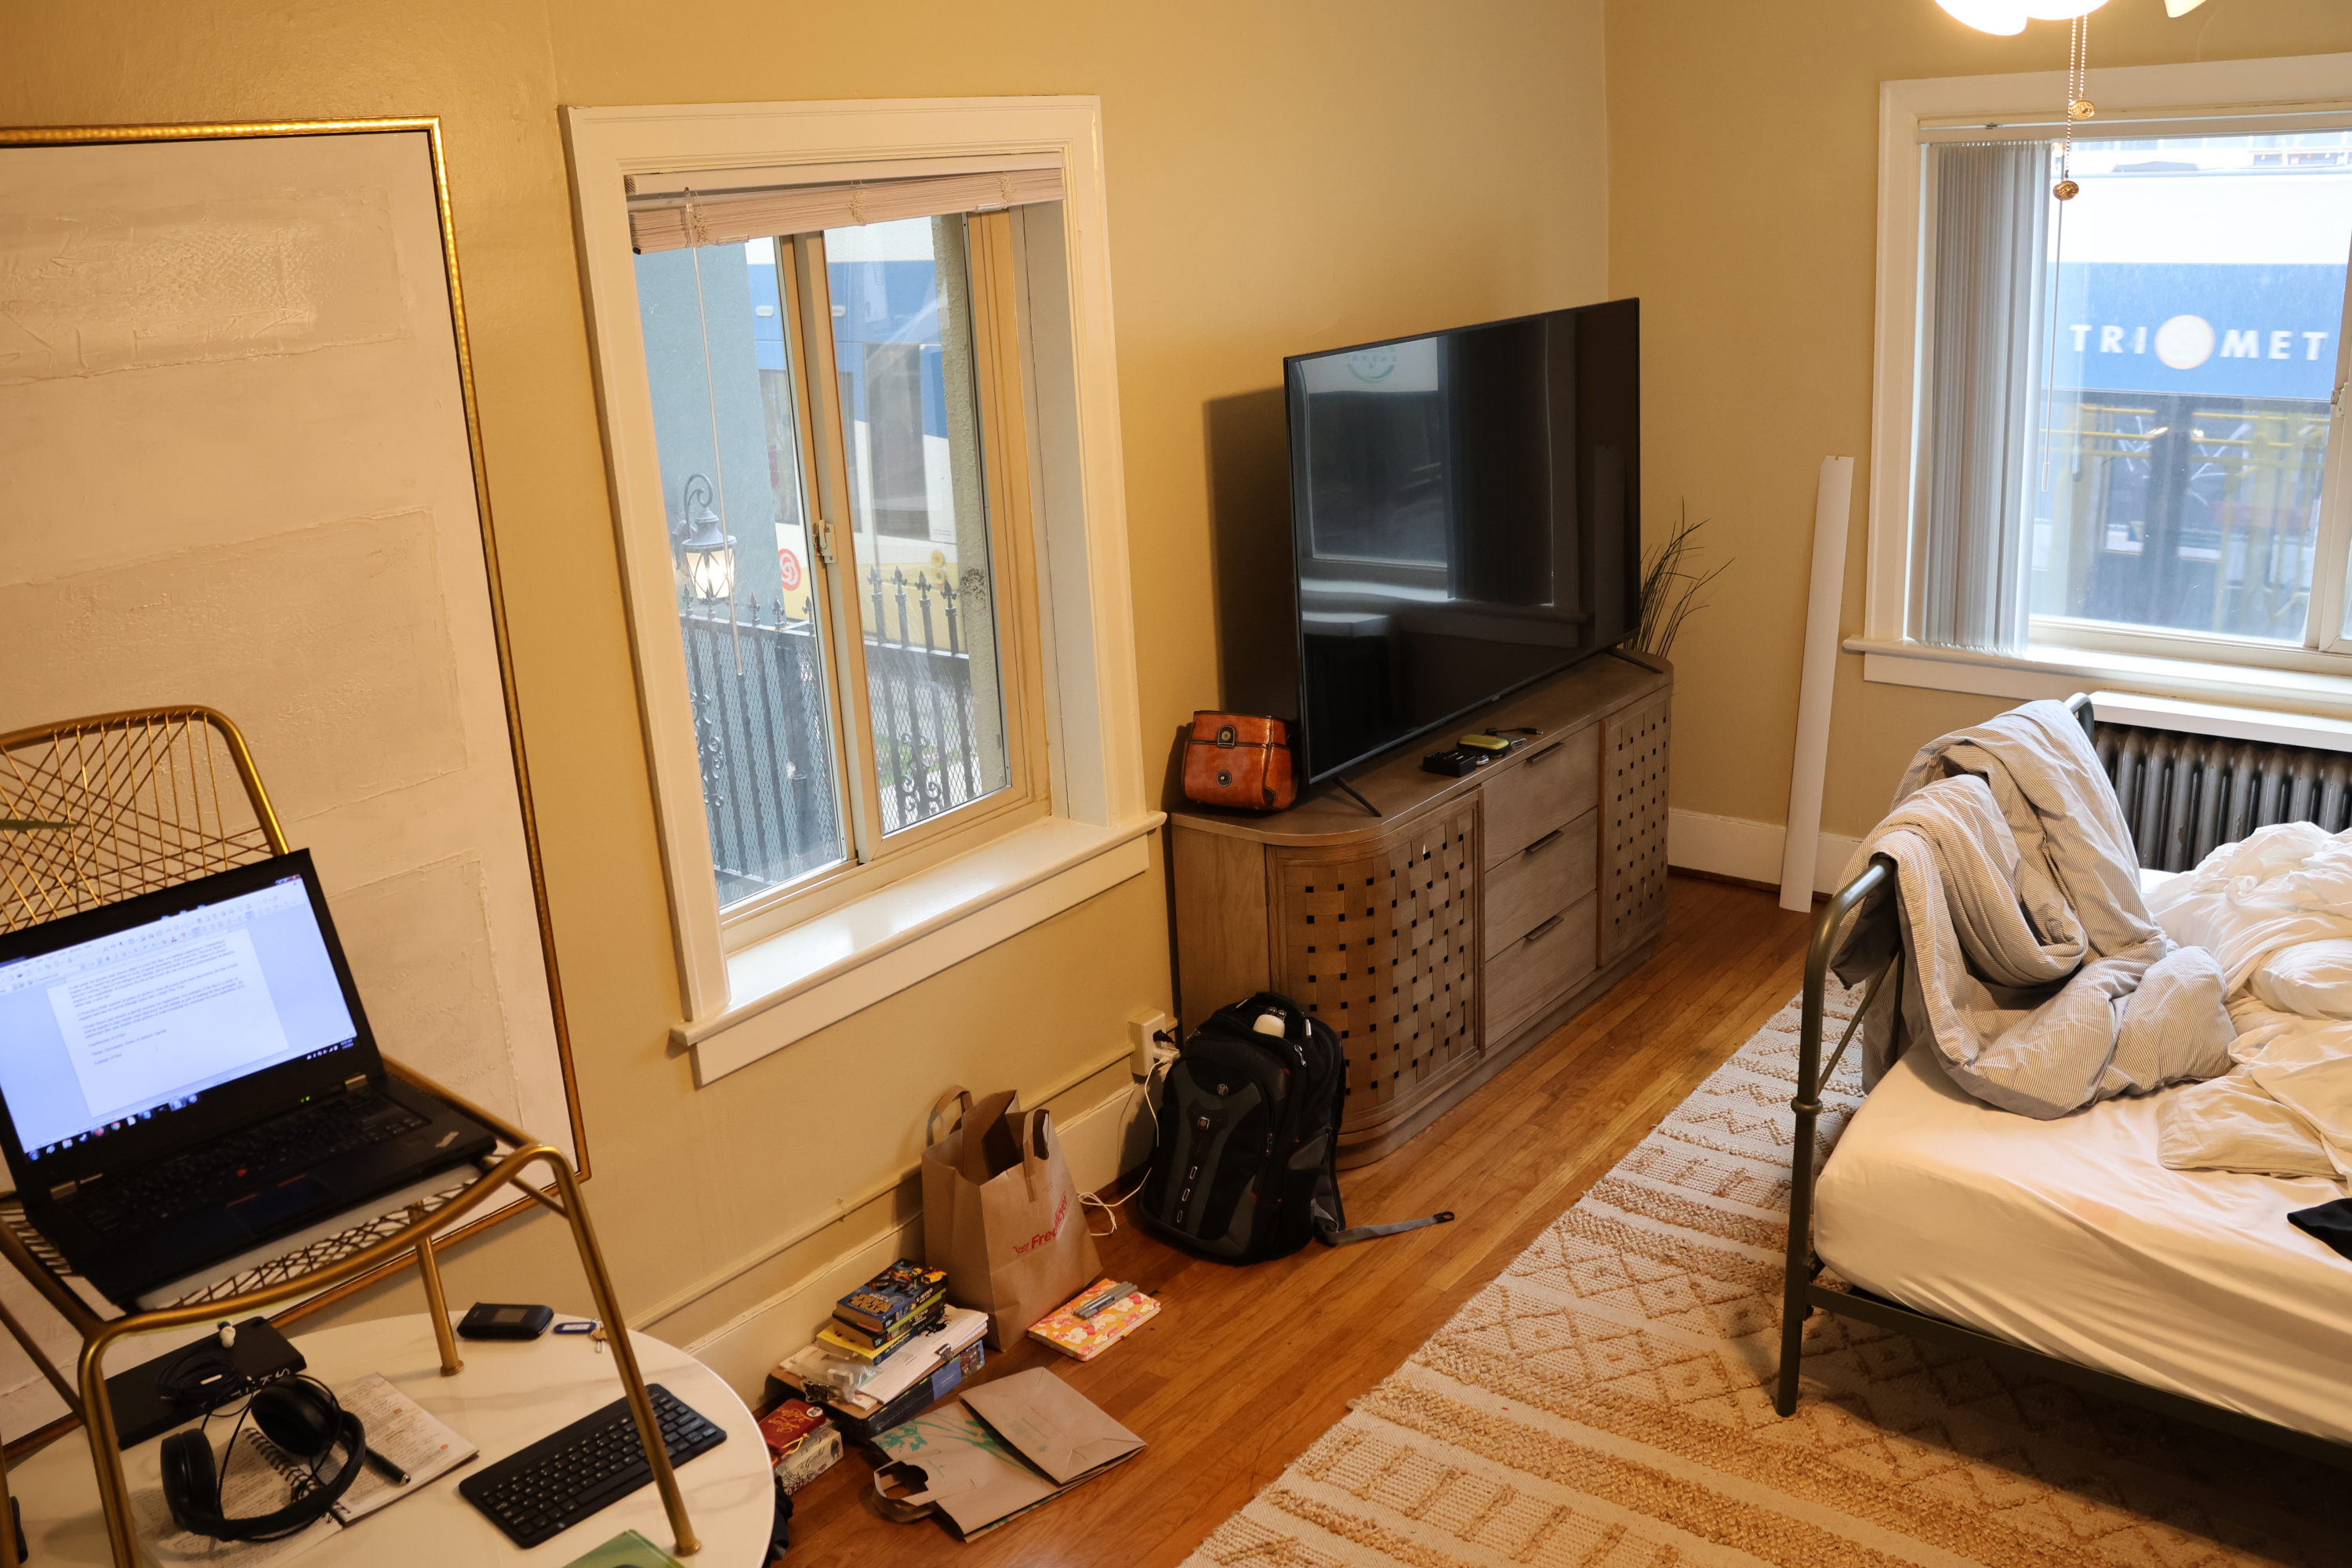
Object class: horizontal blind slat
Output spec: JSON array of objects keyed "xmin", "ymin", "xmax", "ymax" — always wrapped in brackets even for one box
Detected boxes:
[{"xmin": 629, "ymin": 166, "xmax": 1065, "ymax": 253}]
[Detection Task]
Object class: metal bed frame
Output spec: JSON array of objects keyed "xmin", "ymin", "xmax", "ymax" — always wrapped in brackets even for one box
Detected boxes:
[{"xmin": 1772, "ymin": 694, "xmax": 2352, "ymax": 1474}]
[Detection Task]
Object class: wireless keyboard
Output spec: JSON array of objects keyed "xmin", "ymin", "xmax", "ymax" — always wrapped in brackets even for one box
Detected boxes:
[{"xmin": 457, "ymin": 1382, "xmax": 726, "ymax": 1548}]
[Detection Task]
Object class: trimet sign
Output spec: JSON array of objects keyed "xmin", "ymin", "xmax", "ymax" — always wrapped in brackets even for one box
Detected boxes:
[{"xmin": 2052, "ymin": 260, "xmax": 2342, "ymax": 401}]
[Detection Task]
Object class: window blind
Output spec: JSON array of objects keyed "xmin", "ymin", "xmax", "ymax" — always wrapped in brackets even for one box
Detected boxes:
[
  {"xmin": 1914, "ymin": 140, "xmax": 2051, "ymax": 654},
  {"xmin": 628, "ymin": 165, "xmax": 1065, "ymax": 254}
]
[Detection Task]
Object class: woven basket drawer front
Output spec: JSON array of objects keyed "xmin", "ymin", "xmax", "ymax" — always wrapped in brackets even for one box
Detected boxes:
[
  {"xmin": 1272, "ymin": 801, "xmax": 1479, "ymax": 1135},
  {"xmin": 1482, "ymin": 728, "xmax": 1598, "ymax": 866},
  {"xmin": 1600, "ymin": 695, "xmax": 1671, "ymax": 964},
  {"xmin": 1486, "ymin": 891, "xmax": 1598, "ymax": 1040},
  {"xmin": 1482, "ymin": 808, "xmax": 1597, "ymax": 961}
]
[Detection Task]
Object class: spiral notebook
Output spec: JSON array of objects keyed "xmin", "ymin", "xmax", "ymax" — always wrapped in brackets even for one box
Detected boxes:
[{"xmin": 132, "ymin": 1374, "xmax": 477, "ymax": 1567}]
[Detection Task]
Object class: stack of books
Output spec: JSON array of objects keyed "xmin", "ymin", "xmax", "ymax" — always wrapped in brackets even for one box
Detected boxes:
[
  {"xmin": 775, "ymin": 1305, "xmax": 990, "ymax": 1442},
  {"xmin": 817, "ymin": 1258, "xmax": 949, "ymax": 1363},
  {"xmin": 755, "ymin": 1397, "xmax": 842, "ymax": 1494}
]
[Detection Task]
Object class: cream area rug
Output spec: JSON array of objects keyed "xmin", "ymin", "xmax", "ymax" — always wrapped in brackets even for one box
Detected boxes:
[{"xmin": 1181, "ymin": 990, "xmax": 2342, "ymax": 1568}]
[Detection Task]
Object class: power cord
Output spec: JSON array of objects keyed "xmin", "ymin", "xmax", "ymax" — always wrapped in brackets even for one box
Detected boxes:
[
  {"xmin": 154, "ymin": 1320, "xmax": 251, "ymax": 1412},
  {"xmin": 1083, "ymin": 1040, "xmax": 1177, "ymax": 1236}
]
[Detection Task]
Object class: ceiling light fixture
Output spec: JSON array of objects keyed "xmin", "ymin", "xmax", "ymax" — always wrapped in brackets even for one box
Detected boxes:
[
  {"xmin": 1934, "ymin": 0, "xmax": 2207, "ymax": 200},
  {"xmin": 1935, "ymin": 0, "xmax": 2203, "ymax": 30}
]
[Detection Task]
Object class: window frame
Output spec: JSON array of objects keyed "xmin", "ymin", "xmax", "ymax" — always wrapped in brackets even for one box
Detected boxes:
[
  {"xmin": 564, "ymin": 98, "xmax": 1160, "ymax": 1073},
  {"xmin": 1860, "ymin": 53, "xmax": 2352, "ymax": 703}
]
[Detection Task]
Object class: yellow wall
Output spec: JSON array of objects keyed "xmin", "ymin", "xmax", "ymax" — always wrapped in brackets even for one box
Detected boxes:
[
  {"xmin": 1606, "ymin": 0, "xmax": 2352, "ymax": 841},
  {"xmin": 0, "ymin": 2, "xmax": 1611, "ymax": 1352}
]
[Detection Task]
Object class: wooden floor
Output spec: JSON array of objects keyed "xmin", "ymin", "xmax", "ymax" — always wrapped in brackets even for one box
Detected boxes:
[{"xmin": 785, "ymin": 873, "xmax": 1817, "ymax": 1567}]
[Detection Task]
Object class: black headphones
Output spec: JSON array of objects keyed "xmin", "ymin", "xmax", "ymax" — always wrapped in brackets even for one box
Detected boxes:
[{"xmin": 159, "ymin": 1377, "xmax": 366, "ymax": 1542}]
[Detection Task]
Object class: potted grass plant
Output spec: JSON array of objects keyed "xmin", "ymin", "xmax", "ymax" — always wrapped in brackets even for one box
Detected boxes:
[{"xmin": 1635, "ymin": 504, "xmax": 1728, "ymax": 658}]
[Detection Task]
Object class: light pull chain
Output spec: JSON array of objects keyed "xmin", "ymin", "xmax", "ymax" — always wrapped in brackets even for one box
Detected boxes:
[{"xmin": 2056, "ymin": 12, "xmax": 2092, "ymax": 201}]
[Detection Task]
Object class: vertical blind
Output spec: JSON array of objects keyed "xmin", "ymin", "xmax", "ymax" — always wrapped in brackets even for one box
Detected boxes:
[{"xmin": 1913, "ymin": 140, "xmax": 2051, "ymax": 653}]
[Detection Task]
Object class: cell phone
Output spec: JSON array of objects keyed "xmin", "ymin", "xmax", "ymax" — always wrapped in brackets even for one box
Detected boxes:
[
  {"xmin": 1457, "ymin": 733, "xmax": 1512, "ymax": 753},
  {"xmin": 458, "ymin": 1302, "xmax": 555, "ymax": 1341}
]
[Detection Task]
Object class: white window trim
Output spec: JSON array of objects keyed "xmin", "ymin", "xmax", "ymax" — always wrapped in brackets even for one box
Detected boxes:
[
  {"xmin": 1864, "ymin": 51, "xmax": 2352, "ymax": 709},
  {"xmin": 562, "ymin": 97, "xmax": 1162, "ymax": 1083},
  {"xmin": 1846, "ymin": 632, "xmax": 2352, "ymax": 720}
]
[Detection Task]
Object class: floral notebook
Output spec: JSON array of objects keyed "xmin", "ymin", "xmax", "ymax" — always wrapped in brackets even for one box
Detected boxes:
[{"xmin": 1025, "ymin": 1278, "xmax": 1160, "ymax": 1362}]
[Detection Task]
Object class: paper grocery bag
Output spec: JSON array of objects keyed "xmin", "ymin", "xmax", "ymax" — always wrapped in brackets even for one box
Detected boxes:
[
  {"xmin": 963, "ymin": 1368, "xmax": 1145, "ymax": 1486},
  {"xmin": 869, "ymin": 1401, "xmax": 1061, "ymax": 1538},
  {"xmin": 921, "ymin": 1086, "xmax": 1101, "ymax": 1348}
]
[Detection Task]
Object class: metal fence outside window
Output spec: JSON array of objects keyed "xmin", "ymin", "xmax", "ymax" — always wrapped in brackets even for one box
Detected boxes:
[
  {"xmin": 860, "ymin": 566, "xmax": 992, "ymax": 836},
  {"xmin": 678, "ymin": 565, "xmax": 989, "ymax": 906}
]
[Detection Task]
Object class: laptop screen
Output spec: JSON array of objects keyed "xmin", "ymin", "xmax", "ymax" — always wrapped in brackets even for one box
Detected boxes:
[{"xmin": 0, "ymin": 869, "xmax": 364, "ymax": 1167}]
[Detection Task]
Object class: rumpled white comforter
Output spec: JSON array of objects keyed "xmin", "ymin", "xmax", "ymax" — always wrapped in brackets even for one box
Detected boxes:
[
  {"xmin": 2149, "ymin": 821, "xmax": 2352, "ymax": 1181},
  {"xmin": 1833, "ymin": 700, "xmax": 2235, "ymax": 1118}
]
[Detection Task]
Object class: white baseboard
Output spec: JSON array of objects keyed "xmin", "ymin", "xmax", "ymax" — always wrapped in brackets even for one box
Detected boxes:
[
  {"xmin": 1669, "ymin": 808, "xmax": 1862, "ymax": 895},
  {"xmin": 681, "ymin": 1076, "xmax": 1149, "ymax": 1399},
  {"xmin": 1051, "ymin": 1075, "xmax": 1156, "ymax": 1192}
]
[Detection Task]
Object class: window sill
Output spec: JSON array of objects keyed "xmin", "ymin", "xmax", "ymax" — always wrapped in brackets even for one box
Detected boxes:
[
  {"xmin": 1849, "ymin": 636, "xmax": 2352, "ymax": 730},
  {"xmin": 675, "ymin": 811, "xmax": 1164, "ymax": 1083}
]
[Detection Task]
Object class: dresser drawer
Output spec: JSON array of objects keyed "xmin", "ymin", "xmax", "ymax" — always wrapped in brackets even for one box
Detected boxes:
[
  {"xmin": 1482, "ymin": 808, "xmax": 1596, "ymax": 961},
  {"xmin": 1485, "ymin": 891, "xmax": 1599, "ymax": 1041},
  {"xmin": 1482, "ymin": 728, "xmax": 1599, "ymax": 866}
]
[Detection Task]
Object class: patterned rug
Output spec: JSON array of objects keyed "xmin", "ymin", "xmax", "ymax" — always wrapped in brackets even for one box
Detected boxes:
[{"xmin": 1181, "ymin": 990, "xmax": 2343, "ymax": 1568}]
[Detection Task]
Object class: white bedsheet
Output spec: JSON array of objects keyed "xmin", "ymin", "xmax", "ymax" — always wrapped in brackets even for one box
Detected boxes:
[{"xmin": 1814, "ymin": 1044, "xmax": 2352, "ymax": 1443}]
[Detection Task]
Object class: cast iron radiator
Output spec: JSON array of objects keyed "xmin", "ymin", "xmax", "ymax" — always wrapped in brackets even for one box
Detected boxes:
[{"xmin": 2093, "ymin": 720, "xmax": 2352, "ymax": 873}]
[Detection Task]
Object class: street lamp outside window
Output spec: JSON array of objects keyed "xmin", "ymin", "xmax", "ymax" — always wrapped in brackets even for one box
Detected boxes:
[{"xmin": 675, "ymin": 474, "xmax": 737, "ymax": 604}]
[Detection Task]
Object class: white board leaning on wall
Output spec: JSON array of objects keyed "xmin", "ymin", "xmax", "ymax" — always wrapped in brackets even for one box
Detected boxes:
[{"xmin": 0, "ymin": 122, "xmax": 579, "ymax": 1443}]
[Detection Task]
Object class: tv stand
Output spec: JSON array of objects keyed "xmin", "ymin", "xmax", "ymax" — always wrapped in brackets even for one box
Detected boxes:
[{"xmin": 1169, "ymin": 654, "xmax": 1671, "ymax": 1167}]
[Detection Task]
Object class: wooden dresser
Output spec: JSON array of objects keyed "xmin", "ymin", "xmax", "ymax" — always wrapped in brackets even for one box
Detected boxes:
[{"xmin": 1168, "ymin": 653, "xmax": 1670, "ymax": 1166}]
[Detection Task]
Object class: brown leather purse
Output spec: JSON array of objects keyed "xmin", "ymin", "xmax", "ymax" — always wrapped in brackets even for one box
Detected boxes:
[{"xmin": 1183, "ymin": 713, "xmax": 1298, "ymax": 812}]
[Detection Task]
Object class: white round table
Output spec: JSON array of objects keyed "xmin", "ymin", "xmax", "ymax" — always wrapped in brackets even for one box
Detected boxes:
[{"xmin": 12, "ymin": 1313, "xmax": 772, "ymax": 1565}]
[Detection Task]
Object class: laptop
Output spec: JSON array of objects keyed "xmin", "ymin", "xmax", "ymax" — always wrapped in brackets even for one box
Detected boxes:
[{"xmin": 0, "ymin": 851, "xmax": 499, "ymax": 1309}]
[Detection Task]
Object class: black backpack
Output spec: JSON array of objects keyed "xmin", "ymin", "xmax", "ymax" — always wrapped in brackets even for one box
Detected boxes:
[{"xmin": 1137, "ymin": 992, "xmax": 1451, "ymax": 1262}]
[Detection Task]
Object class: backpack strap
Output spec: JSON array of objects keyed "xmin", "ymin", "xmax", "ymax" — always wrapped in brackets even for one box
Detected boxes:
[{"xmin": 1314, "ymin": 1210, "xmax": 1454, "ymax": 1247}]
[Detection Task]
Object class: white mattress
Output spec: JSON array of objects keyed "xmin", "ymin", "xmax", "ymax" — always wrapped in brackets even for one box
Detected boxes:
[{"xmin": 1815, "ymin": 1044, "xmax": 2352, "ymax": 1443}]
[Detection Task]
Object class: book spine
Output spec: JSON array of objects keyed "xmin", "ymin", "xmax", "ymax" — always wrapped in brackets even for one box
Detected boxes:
[
  {"xmin": 833, "ymin": 1290, "xmax": 946, "ymax": 1341},
  {"xmin": 830, "ymin": 1295, "xmax": 946, "ymax": 1349}
]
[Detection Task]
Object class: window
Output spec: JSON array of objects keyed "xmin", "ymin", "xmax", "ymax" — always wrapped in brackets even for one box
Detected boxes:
[
  {"xmin": 565, "ymin": 99, "xmax": 1158, "ymax": 1076},
  {"xmin": 2031, "ymin": 135, "xmax": 2346, "ymax": 647},
  {"xmin": 1861, "ymin": 56, "xmax": 2352, "ymax": 707},
  {"xmin": 630, "ymin": 210, "xmax": 1036, "ymax": 920}
]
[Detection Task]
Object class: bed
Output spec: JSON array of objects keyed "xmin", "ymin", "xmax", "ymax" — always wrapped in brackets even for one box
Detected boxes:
[{"xmin": 1776, "ymin": 701, "xmax": 2352, "ymax": 1470}]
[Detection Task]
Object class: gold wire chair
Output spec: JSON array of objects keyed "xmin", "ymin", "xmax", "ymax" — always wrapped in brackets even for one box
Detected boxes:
[
  {"xmin": 0, "ymin": 708, "xmax": 697, "ymax": 1567},
  {"xmin": 1, "ymin": 708, "xmax": 281, "ymax": 934}
]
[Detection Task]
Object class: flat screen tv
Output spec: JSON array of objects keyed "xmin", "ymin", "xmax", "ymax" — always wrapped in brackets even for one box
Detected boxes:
[{"xmin": 1284, "ymin": 298, "xmax": 1640, "ymax": 786}]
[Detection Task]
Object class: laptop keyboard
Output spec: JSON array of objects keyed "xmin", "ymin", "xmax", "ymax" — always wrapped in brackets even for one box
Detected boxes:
[
  {"xmin": 459, "ymin": 1383, "xmax": 726, "ymax": 1548},
  {"xmin": 65, "ymin": 1093, "xmax": 426, "ymax": 1239}
]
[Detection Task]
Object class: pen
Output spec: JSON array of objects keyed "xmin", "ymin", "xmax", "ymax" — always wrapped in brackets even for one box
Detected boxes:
[
  {"xmin": 362, "ymin": 1443, "xmax": 409, "ymax": 1486},
  {"xmin": 1073, "ymin": 1282, "xmax": 1138, "ymax": 1319}
]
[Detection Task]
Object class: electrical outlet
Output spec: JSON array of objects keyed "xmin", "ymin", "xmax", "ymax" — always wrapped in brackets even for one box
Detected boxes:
[{"xmin": 1127, "ymin": 1007, "xmax": 1171, "ymax": 1079}]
